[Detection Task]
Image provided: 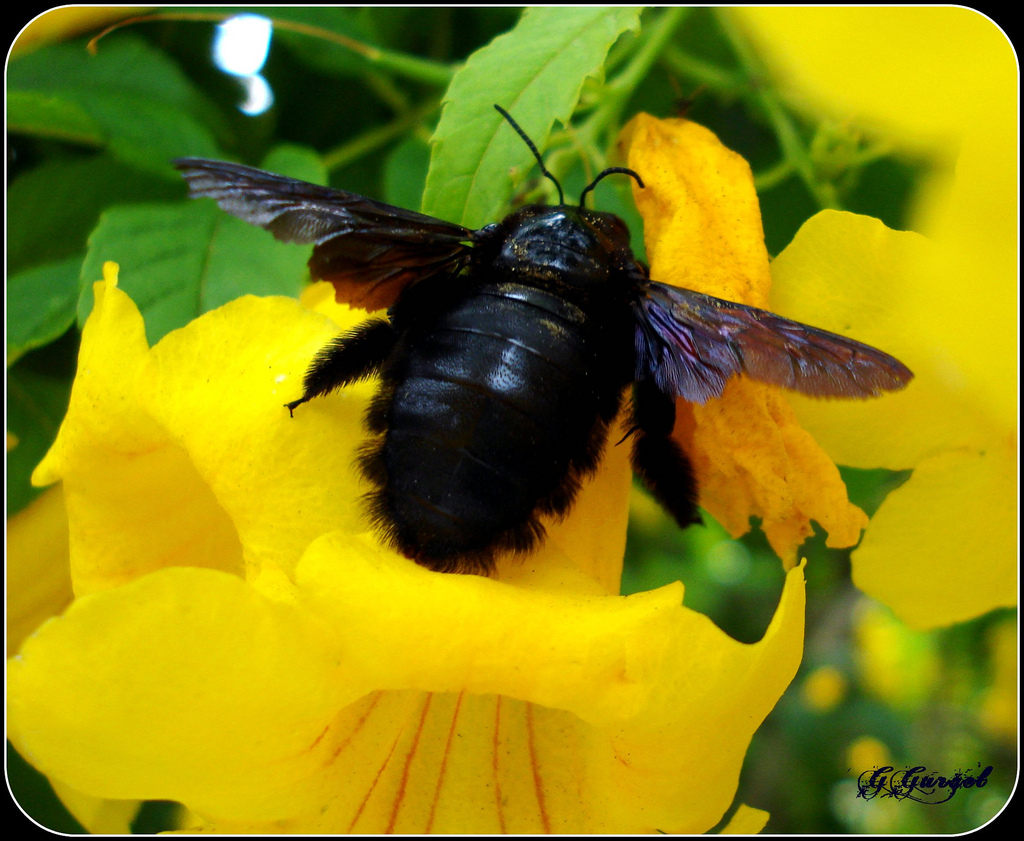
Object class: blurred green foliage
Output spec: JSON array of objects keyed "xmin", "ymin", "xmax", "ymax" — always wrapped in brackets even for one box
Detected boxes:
[{"xmin": 7, "ymin": 7, "xmax": 1012, "ymax": 834}]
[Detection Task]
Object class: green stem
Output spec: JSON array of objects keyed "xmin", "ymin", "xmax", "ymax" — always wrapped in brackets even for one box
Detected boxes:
[
  {"xmin": 846, "ymin": 141, "xmax": 896, "ymax": 168},
  {"xmin": 608, "ymin": 8, "xmax": 692, "ymax": 102},
  {"xmin": 89, "ymin": 11, "xmax": 457, "ymax": 88},
  {"xmin": 321, "ymin": 98, "xmax": 442, "ymax": 173},
  {"xmin": 753, "ymin": 159, "xmax": 795, "ymax": 192},
  {"xmin": 589, "ymin": 7, "xmax": 692, "ymax": 144},
  {"xmin": 659, "ymin": 43, "xmax": 747, "ymax": 95},
  {"xmin": 716, "ymin": 10, "xmax": 838, "ymax": 209},
  {"xmin": 365, "ymin": 71, "xmax": 411, "ymax": 115},
  {"xmin": 363, "ymin": 47, "xmax": 456, "ymax": 89}
]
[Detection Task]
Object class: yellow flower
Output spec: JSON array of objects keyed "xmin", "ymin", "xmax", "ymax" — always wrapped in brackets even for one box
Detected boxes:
[
  {"xmin": 732, "ymin": 7, "xmax": 1017, "ymax": 629},
  {"xmin": 9, "ymin": 264, "xmax": 805, "ymax": 833}
]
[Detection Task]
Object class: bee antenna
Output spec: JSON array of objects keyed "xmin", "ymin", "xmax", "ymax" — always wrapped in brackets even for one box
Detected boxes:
[
  {"xmin": 494, "ymin": 104, "xmax": 565, "ymax": 206},
  {"xmin": 579, "ymin": 167, "xmax": 645, "ymax": 208}
]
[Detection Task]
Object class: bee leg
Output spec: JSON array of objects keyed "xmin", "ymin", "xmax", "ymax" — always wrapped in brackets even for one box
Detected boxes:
[
  {"xmin": 286, "ymin": 319, "xmax": 396, "ymax": 416},
  {"xmin": 629, "ymin": 379, "xmax": 702, "ymax": 528}
]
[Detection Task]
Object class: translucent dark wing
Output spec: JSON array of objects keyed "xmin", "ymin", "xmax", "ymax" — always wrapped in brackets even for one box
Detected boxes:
[
  {"xmin": 174, "ymin": 158, "xmax": 474, "ymax": 310},
  {"xmin": 633, "ymin": 280, "xmax": 913, "ymax": 403}
]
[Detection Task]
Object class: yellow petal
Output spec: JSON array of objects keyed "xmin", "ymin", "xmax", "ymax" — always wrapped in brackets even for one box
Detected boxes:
[
  {"xmin": 680, "ymin": 381, "xmax": 867, "ymax": 565},
  {"xmin": 624, "ymin": 116, "xmax": 868, "ymax": 563},
  {"xmin": 137, "ymin": 294, "xmax": 371, "ymax": 579},
  {"xmin": 585, "ymin": 564, "xmax": 805, "ymax": 833},
  {"xmin": 29, "ymin": 265, "xmax": 233, "ymax": 596},
  {"xmin": 30, "ymin": 265, "xmax": 381, "ymax": 594},
  {"xmin": 721, "ymin": 804, "xmax": 771, "ymax": 834},
  {"xmin": 770, "ymin": 211, "xmax": 975, "ymax": 467},
  {"xmin": 852, "ymin": 445, "xmax": 1016, "ymax": 629},
  {"xmin": 299, "ymin": 279, "xmax": 377, "ymax": 332},
  {"xmin": 622, "ymin": 115, "xmax": 772, "ymax": 306},
  {"xmin": 259, "ymin": 562, "xmax": 800, "ymax": 834},
  {"xmin": 9, "ymin": 534, "xmax": 805, "ymax": 834},
  {"xmin": 298, "ymin": 532, "xmax": 684, "ymax": 727},
  {"xmin": 8, "ymin": 566, "xmax": 359, "ymax": 821},
  {"xmin": 770, "ymin": 210, "xmax": 1016, "ymax": 625},
  {"xmin": 47, "ymin": 780, "xmax": 140, "ymax": 835},
  {"xmin": 33, "ymin": 263, "xmax": 160, "ymax": 488},
  {"xmin": 6, "ymin": 486, "xmax": 72, "ymax": 656}
]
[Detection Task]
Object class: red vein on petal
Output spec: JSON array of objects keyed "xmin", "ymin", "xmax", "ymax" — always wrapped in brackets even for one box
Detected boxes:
[
  {"xmin": 347, "ymin": 705, "xmax": 402, "ymax": 833},
  {"xmin": 385, "ymin": 693, "xmax": 434, "ymax": 834},
  {"xmin": 329, "ymin": 691, "xmax": 383, "ymax": 765},
  {"xmin": 493, "ymin": 695, "xmax": 506, "ymax": 833},
  {"xmin": 309, "ymin": 723, "xmax": 329, "ymax": 751},
  {"xmin": 424, "ymin": 691, "xmax": 465, "ymax": 833},
  {"xmin": 526, "ymin": 703, "xmax": 552, "ymax": 833}
]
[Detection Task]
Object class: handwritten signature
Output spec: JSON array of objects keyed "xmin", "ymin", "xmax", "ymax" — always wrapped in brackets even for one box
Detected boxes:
[{"xmin": 856, "ymin": 765, "xmax": 993, "ymax": 804}]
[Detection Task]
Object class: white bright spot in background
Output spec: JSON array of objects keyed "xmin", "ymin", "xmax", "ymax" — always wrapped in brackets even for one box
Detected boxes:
[
  {"xmin": 213, "ymin": 14, "xmax": 274, "ymax": 116},
  {"xmin": 236, "ymin": 74, "xmax": 274, "ymax": 116}
]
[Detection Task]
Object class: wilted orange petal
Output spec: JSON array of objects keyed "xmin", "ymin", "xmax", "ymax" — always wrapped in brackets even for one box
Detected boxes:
[{"xmin": 623, "ymin": 116, "xmax": 868, "ymax": 564}]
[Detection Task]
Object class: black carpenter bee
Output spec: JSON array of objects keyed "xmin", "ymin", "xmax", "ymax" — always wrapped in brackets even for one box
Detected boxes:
[{"xmin": 174, "ymin": 106, "xmax": 912, "ymax": 574}]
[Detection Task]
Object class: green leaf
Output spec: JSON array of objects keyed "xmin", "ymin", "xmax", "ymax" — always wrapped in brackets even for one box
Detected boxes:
[
  {"xmin": 383, "ymin": 136, "xmax": 431, "ymax": 209},
  {"xmin": 7, "ymin": 36, "xmax": 224, "ymax": 173},
  {"xmin": 7, "ymin": 258, "xmax": 83, "ymax": 366},
  {"xmin": 6, "ymin": 90, "xmax": 105, "ymax": 147},
  {"xmin": 79, "ymin": 146, "xmax": 326, "ymax": 344},
  {"xmin": 422, "ymin": 7, "xmax": 642, "ymax": 227},
  {"xmin": 80, "ymin": 94, "xmax": 222, "ymax": 174},
  {"xmin": 7, "ymin": 156, "xmax": 181, "ymax": 275}
]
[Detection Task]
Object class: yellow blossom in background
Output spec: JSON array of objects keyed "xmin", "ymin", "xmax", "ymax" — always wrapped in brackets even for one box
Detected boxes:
[
  {"xmin": 12, "ymin": 7, "xmax": 149, "ymax": 57},
  {"xmin": 845, "ymin": 737, "xmax": 892, "ymax": 783},
  {"xmin": 979, "ymin": 618, "xmax": 1017, "ymax": 743},
  {"xmin": 801, "ymin": 665, "xmax": 847, "ymax": 714},
  {"xmin": 732, "ymin": 7, "xmax": 1017, "ymax": 629},
  {"xmin": 8, "ymin": 263, "xmax": 805, "ymax": 833},
  {"xmin": 733, "ymin": 8, "xmax": 1012, "ymax": 151},
  {"xmin": 854, "ymin": 600, "xmax": 939, "ymax": 711}
]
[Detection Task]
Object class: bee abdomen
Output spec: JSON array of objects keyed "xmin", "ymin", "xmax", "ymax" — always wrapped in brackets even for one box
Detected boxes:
[{"xmin": 364, "ymin": 287, "xmax": 614, "ymax": 572}]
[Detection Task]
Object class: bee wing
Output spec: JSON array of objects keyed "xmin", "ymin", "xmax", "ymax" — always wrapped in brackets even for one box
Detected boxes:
[
  {"xmin": 633, "ymin": 280, "xmax": 913, "ymax": 403},
  {"xmin": 174, "ymin": 158, "xmax": 474, "ymax": 310}
]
